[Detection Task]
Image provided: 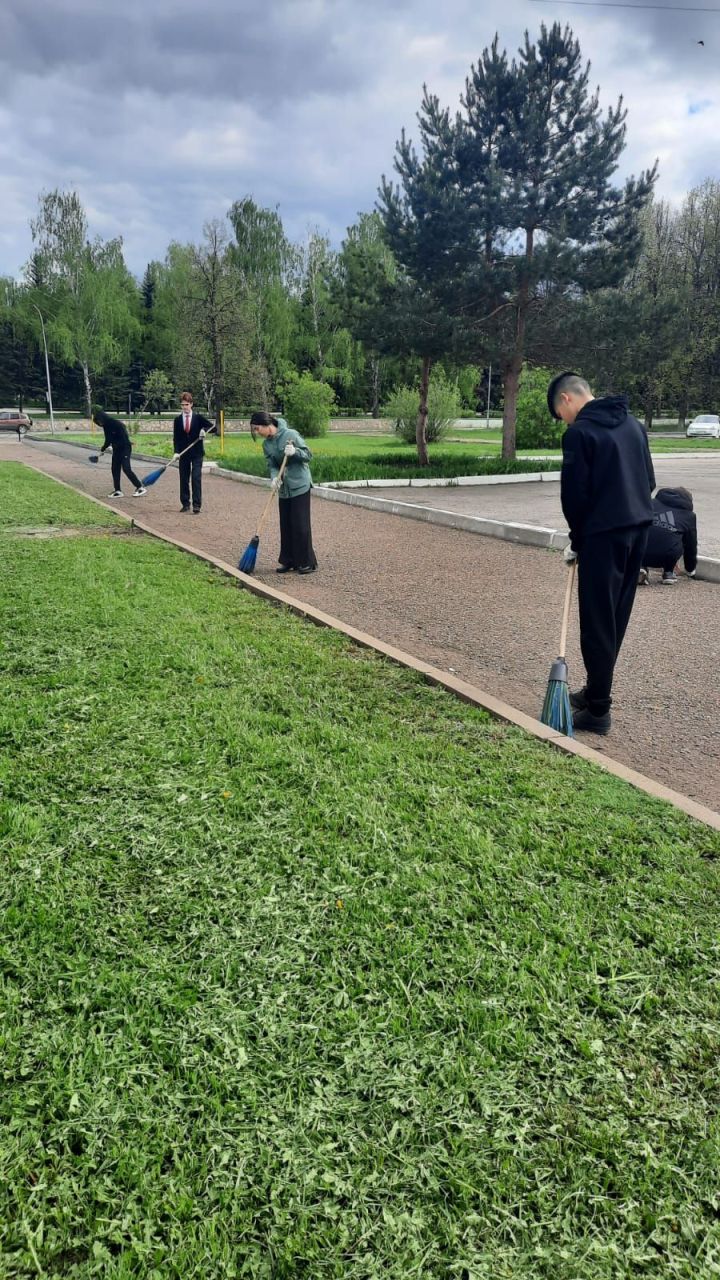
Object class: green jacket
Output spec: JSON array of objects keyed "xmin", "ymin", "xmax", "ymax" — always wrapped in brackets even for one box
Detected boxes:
[{"xmin": 263, "ymin": 418, "xmax": 313, "ymax": 499}]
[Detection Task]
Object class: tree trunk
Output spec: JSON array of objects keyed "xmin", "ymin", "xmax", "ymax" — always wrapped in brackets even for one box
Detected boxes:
[
  {"xmin": 502, "ymin": 231, "xmax": 533, "ymax": 461},
  {"xmin": 644, "ymin": 389, "xmax": 654, "ymax": 432},
  {"xmin": 502, "ymin": 360, "xmax": 521, "ymax": 460},
  {"xmin": 677, "ymin": 393, "xmax": 688, "ymax": 429},
  {"xmin": 370, "ymin": 356, "xmax": 381, "ymax": 419},
  {"xmin": 81, "ymin": 362, "xmax": 93, "ymax": 421},
  {"xmin": 416, "ymin": 355, "xmax": 431, "ymax": 467}
]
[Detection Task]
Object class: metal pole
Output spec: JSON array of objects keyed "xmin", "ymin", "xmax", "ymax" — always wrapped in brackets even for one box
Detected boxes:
[
  {"xmin": 220, "ymin": 408, "xmax": 225, "ymax": 457},
  {"xmin": 33, "ymin": 305, "xmax": 55, "ymax": 435},
  {"xmin": 486, "ymin": 365, "xmax": 492, "ymax": 428}
]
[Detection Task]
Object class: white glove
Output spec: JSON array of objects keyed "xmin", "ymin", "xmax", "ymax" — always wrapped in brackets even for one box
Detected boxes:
[
  {"xmin": 563, "ymin": 544, "xmax": 578, "ymax": 565},
  {"xmin": 199, "ymin": 429, "xmax": 206, "ymax": 439},
  {"xmin": 284, "ymin": 442, "xmax": 296, "ymax": 457},
  {"xmin": 172, "ymin": 452, "xmax": 180, "ymax": 461},
  {"xmin": 270, "ymin": 476, "xmax": 282, "ymax": 494}
]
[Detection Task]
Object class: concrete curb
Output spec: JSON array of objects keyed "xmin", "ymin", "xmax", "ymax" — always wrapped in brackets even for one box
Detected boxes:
[
  {"xmin": 17, "ymin": 457, "xmax": 720, "ymax": 831},
  {"xmin": 322, "ymin": 471, "xmax": 562, "ymax": 489}
]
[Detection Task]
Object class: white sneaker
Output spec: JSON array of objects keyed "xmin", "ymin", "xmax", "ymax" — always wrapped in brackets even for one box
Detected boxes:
[
  {"xmin": 108, "ymin": 490, "xmax": 124, "ymax": 497},
  {"xmin": 133, "ymin": 486, "xmax": 147, "ymax": 497}
]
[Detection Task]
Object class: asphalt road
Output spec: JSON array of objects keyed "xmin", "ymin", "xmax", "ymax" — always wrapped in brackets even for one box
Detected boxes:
[{"xmin": 371, "ymin": 456, "xmax": 720, "ymax": 559}]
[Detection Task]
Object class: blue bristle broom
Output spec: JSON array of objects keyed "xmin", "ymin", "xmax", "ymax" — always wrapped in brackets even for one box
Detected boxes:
[
  {"xmin": 540, "ymin": 561, "xmax": 576, "ymax": 736},
  {"xmin": 237, "ymin": 455, "xmax": 288, "ymax": 575}
]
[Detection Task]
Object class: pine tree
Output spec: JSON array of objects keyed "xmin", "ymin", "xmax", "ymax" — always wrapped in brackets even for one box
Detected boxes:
[
  {"xmin": 378, "ymin": 115, "xmax": 479, "ymax": 464},
  {"xmin": 455, "ymin": 25, "xmax": 657, "ymax": 456}
]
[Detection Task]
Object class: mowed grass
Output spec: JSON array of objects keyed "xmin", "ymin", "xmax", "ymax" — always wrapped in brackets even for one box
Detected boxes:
[
  {"xmin": 0, "ymin": 461, "xmax": 124, "ymax": 529},
  {"xmin": 42, "ymin": 427, "xmax": 720, "ymax": 490},
  {"xmin": 2, "ymin": 464, "xmax": 720, "ymax": 1278},
  {"xmin": 49, "ymin": 432, "xmax": 557, "ymax": 483}
]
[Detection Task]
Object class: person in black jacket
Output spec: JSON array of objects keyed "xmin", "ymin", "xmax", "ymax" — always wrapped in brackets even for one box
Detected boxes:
[
  {"xmin": 92, "ymin": 408, "xmax": 146, "ymax": 499},
  {"xmin": 639, "ymin": 487, "xmax": 698, "ymax": 585},
  {"xmin": 172, "ymin": 391, "xmax": 214, "ymax": 513},
  {"xmin": 548, "ymin": 372, "xmax": 655, "ymax": 735}
]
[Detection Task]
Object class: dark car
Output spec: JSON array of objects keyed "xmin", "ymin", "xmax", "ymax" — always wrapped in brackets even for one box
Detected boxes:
[{"xmin": 0, "ymin": 408, "xmax": 33, "ymax": 436}]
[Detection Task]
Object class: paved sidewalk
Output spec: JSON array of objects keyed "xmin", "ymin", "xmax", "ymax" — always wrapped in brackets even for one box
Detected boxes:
[
  {"xmin": 373, "ymin": 456, "xmax": 720, "ymax": 558},
  {"xmin": 8, "ymin": 435, "xmax": 720, "ymax": 813}
]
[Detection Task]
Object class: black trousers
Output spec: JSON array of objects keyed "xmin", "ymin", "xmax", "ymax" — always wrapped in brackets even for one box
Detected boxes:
[
  {"xmin": 279, "ymin": 490, "xmax": 317, "ymax": 569},
  {"xmin": 643, "ymin": 550, "xmax": 680, "ymax": 573},
  {"xmin": 179, "ymin": 455, "xmax": 203, "ymax": 510},
  {"xmin": 111, "ymin": 447, "xmax": 142, "ymax": 491},
  {"xmin": 577, "ymin": 525, "xmax": 648, "ymax": 715}
]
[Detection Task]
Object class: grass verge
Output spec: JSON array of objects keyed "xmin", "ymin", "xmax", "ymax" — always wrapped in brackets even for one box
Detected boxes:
[
  {"xmin": 33, "ymin": 434, "xmax": 560, "ymax": 484},
  {"xmin": 1, "ymin": 463, "xmax": 719, "ymax": 1278},
  {"xmin": 0, "ymin": 461, "xmax": 124, "ymax": 529}
]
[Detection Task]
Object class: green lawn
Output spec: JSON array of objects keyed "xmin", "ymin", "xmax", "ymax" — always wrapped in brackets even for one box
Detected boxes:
[
  {"xmin": 51, "ymin": 433, "xmax": 560, "ymax": 483},
  {"xmin": 2, "ymin": 463, "xmax": 720, "ymax": 1278},
  {"xmin": 0, "ymin": 461, "xmax": 124, "ymax": 529}
]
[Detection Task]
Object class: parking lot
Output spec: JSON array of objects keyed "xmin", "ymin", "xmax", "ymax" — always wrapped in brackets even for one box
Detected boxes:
[{"xmin": 373, "ymin": 455, "xmax": 720, "ymax": 559}]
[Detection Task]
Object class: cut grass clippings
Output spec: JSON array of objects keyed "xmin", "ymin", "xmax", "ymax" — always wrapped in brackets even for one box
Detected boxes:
[
  {"xmin": 0, "ymin": 461, "xmax": 124, "ymax": 529},
  {"xmin": 1, "ymin": 462, "xmax": 720, "ymax": 1279}
]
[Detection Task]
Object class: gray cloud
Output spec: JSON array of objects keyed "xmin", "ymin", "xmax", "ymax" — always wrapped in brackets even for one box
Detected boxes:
[{"xmin": 0, "ymin": 0, "xmax": 716, "ymax": 278}]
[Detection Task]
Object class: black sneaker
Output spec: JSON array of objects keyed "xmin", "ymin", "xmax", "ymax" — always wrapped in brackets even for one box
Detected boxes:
[
  {"xmin": 569, "ymin": 687, "xmax": 588, "ymax": 710},
  {"xmin": 297, "ymin": 565, "xmax": 317, "ymax": 575},
  {"xmin": 180, "ymin": 505, "xmax": 191, "ymax": 513},
  {"xmin": 276, "ymin": 565, "xmax": 294, "ymax": 573},
  {"xmin": 662, "ymin": 570, "xmax": 677, "ymax": 585},
  {"xmin": 192, "ymin": 507, "xmax": 201, "ymax": 514},
  {"xmin": 572, "ymin": 706, "xmax": 611, "ymax": 735}
]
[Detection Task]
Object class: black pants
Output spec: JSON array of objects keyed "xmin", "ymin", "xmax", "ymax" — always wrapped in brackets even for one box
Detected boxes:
[
  {"xmin": 279, "ymin": 490, "xmax": 317, "ymax": 569},
  {"xmin": 179, "ymin": 455, "xmax": 203, "ymax": 510},
  {"xmin": 643, "ymin": 552, "xmax": 679, "ymax": 574},
  {"xmin": 111, "ymin": 447, "xmax": 142, "ymax": 492},
  {"xmin": 577, "ymin": 526, "xmax": 648, "ymax": 715}
]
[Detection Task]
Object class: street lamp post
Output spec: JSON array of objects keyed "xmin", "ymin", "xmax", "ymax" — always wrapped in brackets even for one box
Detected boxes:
[{"xmin": 32, "ymin": 305, "xmax": 55, "ymax": 435}]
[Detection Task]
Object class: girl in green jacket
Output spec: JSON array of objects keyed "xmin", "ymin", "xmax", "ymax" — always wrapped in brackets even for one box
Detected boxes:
[{"xmin": 249, "ymin": 411, "xmax": 318, "ymax": 573}]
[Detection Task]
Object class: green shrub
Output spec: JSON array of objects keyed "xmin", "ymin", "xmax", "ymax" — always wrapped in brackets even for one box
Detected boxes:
[
  {"xmin": 516, "ymin": 366, "xmax": 565, "ymax": 450},
  {"xmin": 384, "ymin": 372, "xmax": 462, "ymax": 445},
  {"xmin": 282, "ymin": 373, "xmax": 335, "ymax": 437}
]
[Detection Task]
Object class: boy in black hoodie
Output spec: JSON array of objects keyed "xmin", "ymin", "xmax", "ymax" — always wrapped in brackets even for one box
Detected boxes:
[
  {"xmin": 547, "ymin": 372, "xmax": 655, "ymax": 735},
  {"xmin": 639, "ymin": 487, "xmax": 698, "ymax": 585},
  {"xmin": 93, "ymin": 408, "xmax": 146, "ymax": 499}
]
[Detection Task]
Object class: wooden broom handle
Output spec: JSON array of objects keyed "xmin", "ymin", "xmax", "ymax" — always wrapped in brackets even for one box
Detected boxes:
[
  {"xmin": 255, "ymin": 455, "xmax": 289, "ymax": 538},
  {"xmin": 559, "ymin": 560, "xmax": 576, "ymax": 658}
]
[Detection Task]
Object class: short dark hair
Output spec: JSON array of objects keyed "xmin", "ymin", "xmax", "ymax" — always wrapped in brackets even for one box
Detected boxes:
[
  {"xmin": 249, "ymin": 411, "xmax": 278, "ymax": 428},
  {"xmin": 180, "ymin": 391, "xmax": 193, "ymax": 403},
  {"xmin": 547, "ymin": 371, "xmax": 591, "ymax": 420}
]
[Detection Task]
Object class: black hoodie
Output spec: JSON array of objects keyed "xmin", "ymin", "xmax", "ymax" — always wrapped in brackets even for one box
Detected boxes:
[
  {"xmin": 645, "ymin": 487, "xmax": 698, "ymax": 573},
  {"xmin": 561, "ymin": 395, "xmax": 655, "ymax": 547},
  {"xmin": 96, "ymin": 411, "xmax": 131, "ymax": 453}
]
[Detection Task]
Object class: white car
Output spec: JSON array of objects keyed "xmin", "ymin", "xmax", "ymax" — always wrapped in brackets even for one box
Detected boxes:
[{"xmin": 686, "ymin": 414, "xmax": 720, "ymax": 440}]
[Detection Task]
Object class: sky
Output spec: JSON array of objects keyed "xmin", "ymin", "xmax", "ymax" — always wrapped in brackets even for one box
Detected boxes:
[{"xmin": 0, "ymin": 0, "xmax": 716, "ymax": 279}]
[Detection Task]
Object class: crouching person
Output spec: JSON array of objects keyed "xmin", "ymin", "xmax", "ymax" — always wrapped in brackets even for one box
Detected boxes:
[{"xmin": 639, "ymin": 487, "xmax": 698, "ymax": 585}]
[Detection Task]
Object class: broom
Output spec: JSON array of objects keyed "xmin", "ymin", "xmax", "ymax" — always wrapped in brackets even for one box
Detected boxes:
[
  {"xmin": 141, "ymin": 425, "xmax": 217, "ymax": 487},
  {"xmin": 540, "ymin": 560, "xmax": 576, "ymax": 736},
  {"xmin": 237, "ymin": 456, "xmax": 289, "ymax": 574}
]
